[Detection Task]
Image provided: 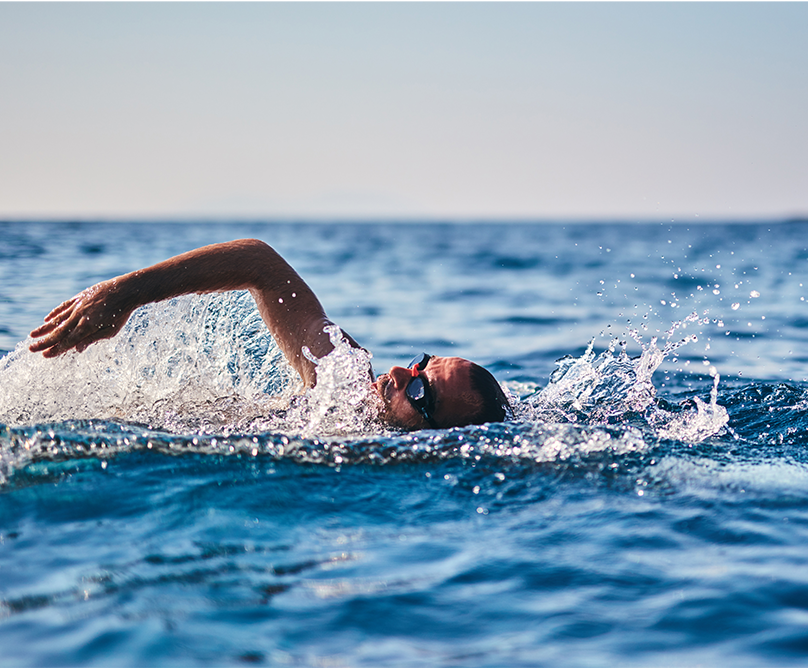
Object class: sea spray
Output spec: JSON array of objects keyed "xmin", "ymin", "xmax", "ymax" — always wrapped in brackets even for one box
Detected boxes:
[
  {"xmin": 281, "ymin": 324, "xmax": 380, "ymax": 437},
  {"xmin": 520, "ymin": 312, "xmax": 728, "ymax": 443},
  {"xmin": 652, "ymin": 368, "xmax": 728, "ymax": 442},
  {"xmin": 0, "ymin": 292, "xmax": 295, "ymax": 431}
]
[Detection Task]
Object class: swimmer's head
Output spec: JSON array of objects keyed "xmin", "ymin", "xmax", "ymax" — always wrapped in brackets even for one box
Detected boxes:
[{"xmin": 373, "ymin": 354, "xmax": 511, "ymax": 431}]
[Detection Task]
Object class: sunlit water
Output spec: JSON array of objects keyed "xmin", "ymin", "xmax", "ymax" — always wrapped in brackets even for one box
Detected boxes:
[{"xmin": 2, "ymin": 221, "xmax": 808, "ymax": 666}]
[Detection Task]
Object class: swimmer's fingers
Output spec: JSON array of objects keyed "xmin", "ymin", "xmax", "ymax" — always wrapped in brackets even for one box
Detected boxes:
[
  {"xmin": 30, "ymin": 313, "xmax": 117, "ymax": 357},
  {"xmin": 32, "ymin": 336, "xmax": 76, "ymax": 358},
  {"xmin": 38, "ymin": 331, "xmax": 95, "ymax": 358},
  {"xmin": 28, "ymin": 309, "xmax": 83, "ymax": 355},
  {"xmin": 30, "ymin": 288, "xmax": 94, "ymax": 339},
  {"xmin": 29, "ymin": 300, "xmax": 78, "ymax": 339},
  {"xmin": 29, "ymin": 320, "xmax": 60, "ymax": 340},
  {"xmin": 29, "ymin": 292, "xmax": 89, "ymax": 349},
  {"xmin": 44, "ymin": 298, "xmax": 78, "ymax": 323},
  {"xmin": 29, "ymin": 280, "xmax": 135, "ymax": 357}
]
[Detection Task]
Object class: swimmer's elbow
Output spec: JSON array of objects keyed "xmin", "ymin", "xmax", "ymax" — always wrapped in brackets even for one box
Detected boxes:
[
  {"xmin": 227, "ymin": 239, "xmax": 289, "ymax": 286},
  {"xmin": 233, "ymin": 238, "xmax": 275, "ymax": 259},
  {"xmin": 239, "ymin": 238, "xmax": 271, "ymax": 250}
]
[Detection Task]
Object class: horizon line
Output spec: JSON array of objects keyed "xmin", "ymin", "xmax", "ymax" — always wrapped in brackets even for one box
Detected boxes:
[{"xmin": 1, "ymin": 215, "xmax": 807, "ymax": 226}]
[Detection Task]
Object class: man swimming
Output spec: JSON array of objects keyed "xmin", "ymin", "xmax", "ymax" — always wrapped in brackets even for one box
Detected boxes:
[{"xmin": 28, "ymin": 239, "xmax": 511, "ymax": 431}]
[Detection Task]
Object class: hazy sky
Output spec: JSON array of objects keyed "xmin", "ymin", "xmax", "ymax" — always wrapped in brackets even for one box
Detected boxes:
[{"xmin": 1, "ymin": 2, "xmax": 806, "ymax": 221}]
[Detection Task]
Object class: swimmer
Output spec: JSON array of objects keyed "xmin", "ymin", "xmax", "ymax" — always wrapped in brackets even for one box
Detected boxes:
[{"xmin": 28, "ymin": 239, "xmax": 511, "ymax": 430}]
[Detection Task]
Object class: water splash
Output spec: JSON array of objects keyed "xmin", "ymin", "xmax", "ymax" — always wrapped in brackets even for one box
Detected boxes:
[
  {"xmin": 0, "ymin": 293, "xmax": 294, "ymax": 431},
  {"xmin": 0, "ymin": 294, "xmax": 381, "ymax": 437},
  {"xmin": 519, "ymin": 312, "xmax": 728, "ymax": 443},
  {"xmin": 259, "ymin": 324, "xmax": 379, "ymax": 437},
  {"xmin": 652, "ymin": 374, "xmax": 727, "ymax": 443}
]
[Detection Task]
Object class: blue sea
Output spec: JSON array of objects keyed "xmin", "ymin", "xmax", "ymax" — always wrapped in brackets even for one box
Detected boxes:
[{"xmin": 3, "ymin": 220, "xmax": 808, "ymax": 667}]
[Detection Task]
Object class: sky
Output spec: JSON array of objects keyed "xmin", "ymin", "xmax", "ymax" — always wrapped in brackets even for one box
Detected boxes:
[{"xmin": 1, "ymin": 2, "xmax": 807, "ymax": 222}]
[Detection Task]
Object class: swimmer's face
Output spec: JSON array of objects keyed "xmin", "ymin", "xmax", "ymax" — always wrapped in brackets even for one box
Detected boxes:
[{"xmin": 373, "ymin": 355, "xmax": 485, "ymax": 430}]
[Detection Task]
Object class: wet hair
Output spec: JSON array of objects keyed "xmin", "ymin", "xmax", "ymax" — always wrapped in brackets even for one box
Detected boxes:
[{"xmin": 465, "ymin": 362, "xmax": 512, "ymax": 426}]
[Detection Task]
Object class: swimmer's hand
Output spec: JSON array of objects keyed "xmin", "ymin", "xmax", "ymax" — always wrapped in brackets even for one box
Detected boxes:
[{"xmin": 28, "ymin": 280, "xmax": 134, "ymax": 357}]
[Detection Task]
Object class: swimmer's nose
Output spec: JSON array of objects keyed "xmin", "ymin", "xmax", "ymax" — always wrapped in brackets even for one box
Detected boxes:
[{"xmin": 388, "ymin": 366, "xmax": 413, "ymax": 390}]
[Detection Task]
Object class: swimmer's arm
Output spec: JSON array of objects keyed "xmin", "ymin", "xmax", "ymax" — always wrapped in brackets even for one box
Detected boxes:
[{"xmin": 28, "ymin": 238, "xmax": 350, "ymax": 386}]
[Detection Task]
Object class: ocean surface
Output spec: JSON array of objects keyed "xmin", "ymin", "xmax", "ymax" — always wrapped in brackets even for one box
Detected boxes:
[{"xmin": 2, "ymin": 220, "xmax": 808, "ymax": 667}]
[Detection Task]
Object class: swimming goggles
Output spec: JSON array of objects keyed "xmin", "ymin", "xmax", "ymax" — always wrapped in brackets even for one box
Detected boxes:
[{"xmin": 407, "ymin": 353, "xmax": 437, "ymax": 428}]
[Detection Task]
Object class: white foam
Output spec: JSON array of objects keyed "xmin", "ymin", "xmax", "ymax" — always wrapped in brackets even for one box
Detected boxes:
[
  {"xmin": 518, "ymin": 313, "xmax": 728, "ymax": 443},
  {"xmin": 0, "ymin": 293, "xmax": 383, "ymax": 442},
  {"xmin": 0, "ymin": 293, "xmax": 294, "ymax": 431}
]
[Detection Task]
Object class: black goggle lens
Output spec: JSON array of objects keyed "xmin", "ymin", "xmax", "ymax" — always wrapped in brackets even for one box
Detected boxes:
[
  {"xmin": 406, "ymin": 353, "xmax": 436, "ymax": 426},
  {"xmin": 407, "ymin": 375, "xmax": 426, "ymax": 402}
]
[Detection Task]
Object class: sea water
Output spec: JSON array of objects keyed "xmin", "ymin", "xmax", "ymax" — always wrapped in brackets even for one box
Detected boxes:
[{"xmin": 2, "ymin": 220, "xmax": 808, "ymax": 666}]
